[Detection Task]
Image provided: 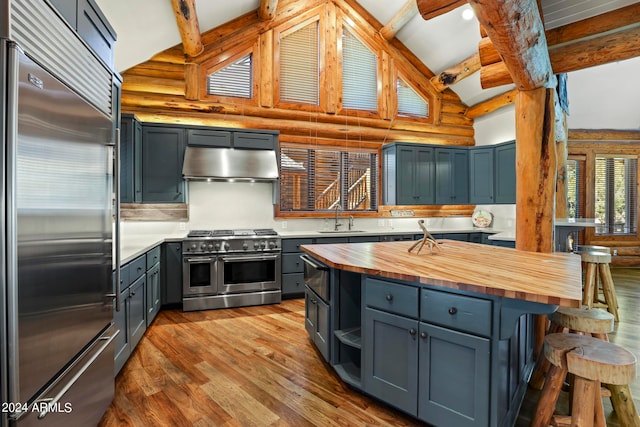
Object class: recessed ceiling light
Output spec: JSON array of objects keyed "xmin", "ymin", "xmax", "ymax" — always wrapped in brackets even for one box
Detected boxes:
[{"xmin": 462, "ymin": 7, "xmax": 475, "ymax": 21}]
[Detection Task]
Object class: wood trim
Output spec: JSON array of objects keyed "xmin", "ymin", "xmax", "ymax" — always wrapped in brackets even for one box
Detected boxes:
[
  {"xmin": 568, "ymin": 129, "xmax": 640, "ymax": 142},
  {"xmin": 170, "ymin": 0, "xmax": 203, "ymax": 57},
  {"xmin": 380, "ymin": 0, "xmax": 418, "ymax": 40},
  {"xmin": 324, "ymin": 3, "xmax": 338, "ymax": 114},
  {"xmin": 184, "ymin": 63, "xmax": 199, "ymax": 100},
  {"xmin": 259, "ymin": 30, "xmax": 274, "ymax": 108}
]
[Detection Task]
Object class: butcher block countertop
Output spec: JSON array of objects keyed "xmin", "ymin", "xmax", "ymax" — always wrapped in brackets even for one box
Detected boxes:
[{"xmin": 301, "ymin": 240, "xmax": 582, "ymax": 308}]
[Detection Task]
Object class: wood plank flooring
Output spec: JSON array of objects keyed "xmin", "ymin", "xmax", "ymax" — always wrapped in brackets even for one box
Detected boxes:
[{"xmin": 99, "ymin": 268, "xmax": 640, "ymax": 426}]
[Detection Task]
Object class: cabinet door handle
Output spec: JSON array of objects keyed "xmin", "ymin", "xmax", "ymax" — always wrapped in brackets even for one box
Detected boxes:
[
  {"xmin": 131, "ymin": 291, "xmax": 136, "ymax": 297},
  {"xmin": 409, "ymin": 328, "xmax": 417, "ymax": 336},
  {"xmin": 448, "ymin": 307, "xmax": 458, "ymax": 315},
  {"xmin": 385, "ymin": 294, "xmax": 393, "ymax": 301},
  {"xmin": 420, "ymin": 332, "xmax": 427, "ymax": 339}
]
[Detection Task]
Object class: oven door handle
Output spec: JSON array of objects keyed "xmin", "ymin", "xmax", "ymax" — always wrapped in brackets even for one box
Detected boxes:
[
  {"xmin": 185, "ymin": 257, "xmax": 216, "ymax": 263},
  {"xmin": 221, "ymin": 254, "xmax": 280, "ymax": 262},
  {"xmin": 300, "ymin": 254, "xmax": 329, "ymax": 271}
]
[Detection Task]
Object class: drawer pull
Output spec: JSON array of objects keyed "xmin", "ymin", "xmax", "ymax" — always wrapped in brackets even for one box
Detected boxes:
[
  {"xmin": 385, "ymin": 294, "xmax": 393, "ymax": 301},
  {"xmin": 420, "ymin": 332, "xmax": 427, "ymax": 339},
  {"xmin": 448, "ymin": 307, "xmax": 458, "ymax": 315},
  {"xmin": 409, "ymin": 328, "xmax": 416, "ymax": 336}
]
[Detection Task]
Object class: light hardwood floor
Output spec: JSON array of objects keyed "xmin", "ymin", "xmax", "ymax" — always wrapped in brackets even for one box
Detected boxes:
[{"xmin": 99, "ymin": 268, "xmax": 640, "ymax": 426}]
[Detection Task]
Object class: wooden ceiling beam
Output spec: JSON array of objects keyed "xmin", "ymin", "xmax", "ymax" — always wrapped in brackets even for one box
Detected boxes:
[
  {"xmin": 469, "ymin": 0, "xmax": 554, "ymax": 90},
  {"xmin": 465, "ymin": 88, "xmax": 517, "ymax": 119},
  {"xmin": 170, "ymin": 0, "xmax": 203, "ymax": 57},
  {"xmin": 416, "ymin": 0, "xmax": 466, "ymax": 20},
  {"xmin": 258, "ymin": 0, "xmax": 279, "ymax": 20},
  {"xmin": 380, "ymin": 0, "xmax": 418, "ymax": 40},
  {"xmin": 430, "ymin": 53, "xmax": 480, "ymax": 92}
]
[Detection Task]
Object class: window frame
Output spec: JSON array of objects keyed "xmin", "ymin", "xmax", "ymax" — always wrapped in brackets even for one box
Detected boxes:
[
  {"xmin": 200, "ymin": 43, "xmax": 259, "ymax": 105},
  {"xmin": 392, "ymin": 66, "xmax": 436, "ymax": 124},
  {"xmin": 593, "ymin": 154, "xmax": 638, "ymax": 236},
  {"xmin": 276, "ymin": 142, "xmax": 380, "ymax": 216}
]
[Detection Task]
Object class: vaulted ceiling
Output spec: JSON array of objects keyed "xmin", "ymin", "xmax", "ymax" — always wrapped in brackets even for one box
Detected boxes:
[{"xmin": 96, "ymin": 0, "xmax": 640, "ymax": 131}]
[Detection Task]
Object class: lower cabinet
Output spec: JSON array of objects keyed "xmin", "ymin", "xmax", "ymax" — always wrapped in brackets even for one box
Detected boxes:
[
  {"xmin": 305, "ymin": 285, "xmax": 330, "ymax": 362},
  {"xmin": 162, "ymin": 242, "xmax": 183, "ymax": 306},
  {"xmin": 418, "ymin": 322, "xmax": 490, "ymax": 427},
  {"xmin": 363, "ymin": 307, "xmax": 418, "ymax": 415},
  {"xmin": 114, "ymin": 273, "xmax": 146, "ymax": 375},
  {"xmin": 146, "ymin": 262, "xmax": 161, "ymax": 326}
]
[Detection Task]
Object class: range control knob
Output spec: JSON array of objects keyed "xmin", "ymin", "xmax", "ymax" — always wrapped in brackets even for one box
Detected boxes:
[
  {"xmin": 259, "ymin": 241, "xmax": 267, "ymax": 249},
  {"xmin": 190, "ymin": 243, "xmax": 197, "ymax": 250},
  {"xmin": 224, "ymin": 243, "xmax": 230, "ymax": 251},
  {"xmin": 207, "ymin": 243, "xmax": 214, "ymax": 250},
  {"xmin": 254, "ymin": 242, "xmax": 260, "ymax": 249},
  {"xmin": 200, "ymin": 243, "xmax": 207, "ymax": 251},
  {"xmin": 242, "ymin": 242, "xmax": 249, "ymax": 250},
  {"xmin": 214, "ymin": 243, "xmax": 221, "ymax": 251},
  {"xmin": 269, "ymin": 241, "xmax": 277, "ymax": 249}
]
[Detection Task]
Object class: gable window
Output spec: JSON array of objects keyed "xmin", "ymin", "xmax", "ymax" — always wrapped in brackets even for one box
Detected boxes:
[
  {"xmin": 279, "ymin": 21, "xmax": 319, "ymax": 105},
  {"xmin": 207, "ymin": 53, "xmax": 253, "ymax": 98},
  {"xmin": 279, "ymin": 146, "xmax": 378, "ymax": 212},
  {"xmin": 594, "ymin": 155, "xmax": 638, "ymax": 235},
  {"xmin": 397, "ymin": 77, "xmax": 429, "ymax": 118},
  {"xmin": 341, "ymin": 28, "xmax": 377, "ymax": 111}
]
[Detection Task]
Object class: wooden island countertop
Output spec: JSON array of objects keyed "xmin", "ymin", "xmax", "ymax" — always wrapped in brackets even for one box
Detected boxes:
[{"xmin": 301, "ymin": 239, "xmax": 582, "ymax": 308}]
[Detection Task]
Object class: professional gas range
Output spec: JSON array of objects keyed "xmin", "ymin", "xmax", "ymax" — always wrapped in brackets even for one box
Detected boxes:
[{"xmin": 182, "ymin": 229, "xmax": 282, "ymax": 311}]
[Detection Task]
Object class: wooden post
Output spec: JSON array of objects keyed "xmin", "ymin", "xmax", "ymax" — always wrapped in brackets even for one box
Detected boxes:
[
  {"xmin": 380, "ymin": 0, "xmax": 418, "ymax": 40},
  {"xmin": 170, "ymin": 0, "xmax": 204, "ymax": 57},
  {"xmin": 516, "ymin": 87, "xmax": 557, "ymax": 356},
  {"xmin": 258, "ymin": 0, "xmax": 279, "ymax": 20}
]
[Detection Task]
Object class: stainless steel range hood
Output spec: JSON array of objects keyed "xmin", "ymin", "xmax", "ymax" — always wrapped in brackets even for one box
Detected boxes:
[{"xmin": 182, "ymin": 146, "xmax": 279, "ymax": 182}]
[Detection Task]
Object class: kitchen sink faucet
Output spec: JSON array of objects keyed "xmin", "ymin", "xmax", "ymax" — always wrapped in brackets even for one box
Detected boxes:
[{"xmin": 334, "ymin": 204, "xmax": 343, "ymax": 231}]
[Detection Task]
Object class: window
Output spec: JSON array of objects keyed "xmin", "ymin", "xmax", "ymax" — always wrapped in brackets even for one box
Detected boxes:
[
  {"xmin": 279, "ymin": 146, "xmax": 378, "ymax": 212},
  {"xmin": 279, "ymin": 21, "xmax": 319, "ymax": 105},
  {"xmin": 566, "ymin": 158, "xmax": 584, "ymax": 219},
  {"xmin": 594, "ymin": 155, "xmax": 638, "ymax": 235},
  {"xmin": 397, "ymin": 77, "xmax": 429, "ymax": 118},
  {"xmin": 342, "ymin": 28, "xmax": 377, "ymax": 111},
  {"xmin": 207, "ymin": 54, "xmax": 253, "ymax": 98}
]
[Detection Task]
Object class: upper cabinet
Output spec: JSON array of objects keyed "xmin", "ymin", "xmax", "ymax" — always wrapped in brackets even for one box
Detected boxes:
[
  {"xmin": 469, "ymin": 147, "xmax": 495, "ymax": 204},
  {"xmin": 435, "ymin": 148, "xmax": 469, "ymax": 205},
  {"xmin": 383, "ymin": 143, "xmax": 435, "ymax": 205},
  {"xmin": 141, "ymin": 126, "xmax": 187, "ymax": 203},
  {"xmin": 494, "ymin": 141, "xmax": 516, "ymax": 204},
  {"xmin": 383, "ymin": 141, "xmax": 516, "ymax": 207},
  {"xmin": 48, "ymin": 0, "xmax": 116, "ymax": 68},
  {"xmin": 120, "ymin": 114, "xmax": 142, "ymax": 203}
]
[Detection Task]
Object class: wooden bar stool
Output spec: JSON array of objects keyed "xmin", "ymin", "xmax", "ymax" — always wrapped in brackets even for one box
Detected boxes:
[
  {"xmin": 532, "ymin": 333, "xmax": 638, "ymax": 427},
  {"xmin": 529, "ymin": 307, "xmax": 614, "ymax": 389},
  {"xmin": 581, "ymin": 250, "xmax": 620, "ymax": 321}
]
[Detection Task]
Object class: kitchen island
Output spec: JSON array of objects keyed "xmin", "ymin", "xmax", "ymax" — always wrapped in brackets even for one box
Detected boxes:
[{"xmin": 300, "ymin": 240, "xmax": 581, "ymax": 427}]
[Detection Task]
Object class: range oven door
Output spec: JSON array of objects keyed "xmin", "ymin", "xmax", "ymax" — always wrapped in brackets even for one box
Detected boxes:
[
  {"xmin": 183, "ymin": 256, "xmax": 217, "ymax": 297},
  {"xmin": 218, "ymin": 253, "xmax": 281, "ymax": 294}
]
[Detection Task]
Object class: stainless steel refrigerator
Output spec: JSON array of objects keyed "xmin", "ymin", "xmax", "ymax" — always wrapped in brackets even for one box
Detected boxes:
[{"xmin": 1, "ymin": 21, "xmax": 116, "ymax": 427}]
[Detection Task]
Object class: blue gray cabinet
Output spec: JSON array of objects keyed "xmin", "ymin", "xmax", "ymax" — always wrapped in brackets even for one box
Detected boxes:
[
  {"xmin": 48, "ymin": 0, "xmax": 116, "ymax": 67},
  {"xmin": 141, "ymin": 125, "xmax": 186, "ymax": 203},
  {"xmin": 435, "ymin": 147, "xmax": 469, "ymax": 204},
  {"xmin": 469, "ymin": 147, "xmax": 494, "ymax": 204},
  {"xmin": 494, "ymin": 141, "xmax": 516, "ymax": 203},
  {"xmin": 161, "ymin": 242, "xmax": 183, "ymax": 306},
  {"xmin": 233, "ymin": 132, "xmax": 277, "ymax": 150},
  {"xmin": 383, "ymin": 143, "xmax": 435, "ymax": 205},
  {"xmin": 128, "ymin": 273, "xmax": 147, "ymax": 350},
  {"xmin": 146, "ymin": 246, "xmax": 161, "ymax": 326},
  {"xmin": 418, "ymin": 322, "xmax": 490, "ymax": 427},
  {"xmin": 305, "ymin": 286, "xmax": 330, "ymax": 361},
  {"xmin": 120, "ymin": 114, "xmax": 142, "ymax": 203},
  {"xmin": 282, "ymin": 238, "xmax": 312, "ymax": 298}
]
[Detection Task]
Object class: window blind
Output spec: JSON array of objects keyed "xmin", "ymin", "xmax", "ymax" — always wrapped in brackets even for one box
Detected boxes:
[
  {"xmin": 397, "ymin": 77, "xmax": 429, "ymax": 118},
  {"xmin": 279, "ymin": 22, "xmax": 319, "ymax": 105},
  {"xmin": 279, "ymin": 146, "xmax": 377, "ymax": 212},
  {"xmin": 566, "ymin": 158, "xmax": 583, "ymax": 219},
  {"xmin": 342, "ymin": 28, "xmax": 377, "ymax": 111},
  {"xmin": 207, "ymin": 54, "xmax": 253, "ymax": 98},
  {"xmin": 594, "ymin": 156, "xmax": 638, "ymax": 235}
]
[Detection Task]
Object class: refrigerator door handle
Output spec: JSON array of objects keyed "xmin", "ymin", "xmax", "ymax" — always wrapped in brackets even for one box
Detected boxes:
[
  {"xmin": 34, "ymin": 330, "xmax": 119, "ymax": 420},
  {"xmin": 113, "ymin": 127, "xmax": 122, "ymax": 312}
]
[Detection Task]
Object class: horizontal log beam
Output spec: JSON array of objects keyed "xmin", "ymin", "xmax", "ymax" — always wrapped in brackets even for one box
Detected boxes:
[
  {"xmin": 479, "ymin": 61, "xmax": 512, "ymax": 89},
  {"xmin": 258, "ymin": 0, "xmax": 279, "ymax": 20},
  {"xmin": 478, "ymin": 37, "xmax": 501, "ymax": 66},
  {"xmin": 170, "ymin": 0, "xmax": 204, "ymax": 57},
  {"xmin": 380, "ymin": 0, "xmax": 418, "ymax": 40},
  {"xmin": 568, "ymin": 129, "xmax": 640, "ymax": 141},
  {"xmin": 430, "ymin": 53, "xmax": 480, "ymax": 92},
  {"xmin": 469, "ymin": 0, "xmax": 554, "ymax": 90},
  {"xmin": 465, "ymin": 88, "xmax": 517, "ymax": 119},
  {"xmin": 416, "ymin": 0, "xmax": 466, "ymax": 20}
]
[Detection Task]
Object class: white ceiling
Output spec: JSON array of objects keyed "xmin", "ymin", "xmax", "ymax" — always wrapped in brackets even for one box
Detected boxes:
[{"xmin": 96, "ymin": 0, "xmax": 640, "ymax": 131}]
